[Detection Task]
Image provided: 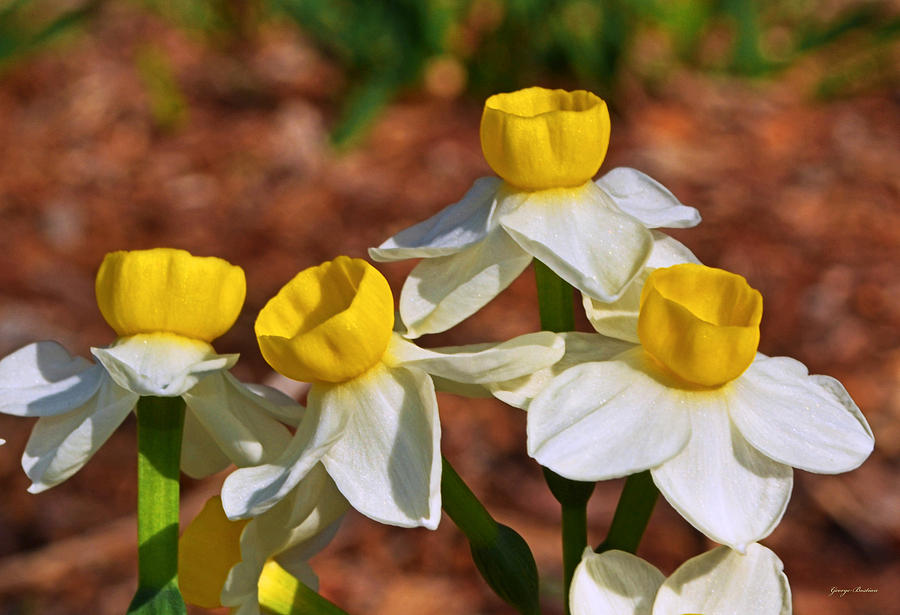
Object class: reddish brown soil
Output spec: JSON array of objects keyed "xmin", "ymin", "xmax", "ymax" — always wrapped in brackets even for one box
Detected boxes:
[{"xmin": 0, "ymin": 5, "xmax": 897, "ymax": 615}]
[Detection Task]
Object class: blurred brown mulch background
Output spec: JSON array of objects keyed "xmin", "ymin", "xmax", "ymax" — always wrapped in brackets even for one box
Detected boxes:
[{"xmin": 0, "ymin": 2, "xmax": 898, "ymax": 614}]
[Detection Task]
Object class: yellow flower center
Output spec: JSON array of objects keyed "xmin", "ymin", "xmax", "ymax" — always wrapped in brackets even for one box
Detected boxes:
[
  {"xmin": 178, "ymin": 496, "xmax": 249, "ymax": 608},
  {"xmin": 479, "ymin": 87, "xmax": 610, "ymax": 190},
  {"xmin": 95, "ymin": 248, "xmax": 246, "ymax": 343},
  {"xmin": 637, "ymin": 264, "xmax": 762, "ymax": 387},
  {"xmin": 255, "ymin": 256, "xmax": 395, "ymax": 383}
]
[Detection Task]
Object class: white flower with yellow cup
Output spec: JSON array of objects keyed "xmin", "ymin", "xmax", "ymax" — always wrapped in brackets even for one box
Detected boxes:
[
  {"xmin": 0, "ymin": 248, "xmax": 293, "ymax": 491},
  {"xmin": 492, "ymin": 263, "xmax": 873, "ymax": 550},
  {"xmin": 370, "ymin": 86, "xmax": 700, "ymax": 338},
  {"xmin": 221, "ymin": 256, "xmax": 564, "ymax": 529}
]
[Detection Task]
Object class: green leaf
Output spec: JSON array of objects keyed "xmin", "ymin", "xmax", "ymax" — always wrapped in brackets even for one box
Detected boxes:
[
  {"xmin": 470, "ymin": 524, "xmax": 541, "ymax": 615},
  {"xmin": 442, "ymin": 457, "xmax": 540, "ymax": 615},
  {"xmin": 127, "ymin": 582, "xmax": 187, "ymax": 615}
]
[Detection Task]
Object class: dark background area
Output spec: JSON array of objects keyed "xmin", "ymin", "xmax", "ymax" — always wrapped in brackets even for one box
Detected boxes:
[{"xmin": 0, "ymin": 1, "xmax": 897, "ymax": 613}]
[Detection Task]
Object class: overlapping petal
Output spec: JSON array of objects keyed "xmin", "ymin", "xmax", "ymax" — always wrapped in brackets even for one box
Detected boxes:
[
  {"xmin": 498, "ymin": 182, "xmax": 652, "ymax": 301},
  {"xmin": 92, "ymin": 333, "xmax": 237, "ymax": 397},
  {"xmin": 240, "ymin": 382, "xmax": 305, "ymax": 427},
  {"xmin": 571, "ymin": 545, "xmax": 790, "ymax": 615},
  {"xmin": 181, "ymin": 410, "xmax": 232, "ymax": 478},
  {"xmin": 221, "ymin": 465, "xmax": 348, "ymax": 612},
  {"xmin": 221, "ymin": 390, "xmax": 351, "ymax": 519},
  {"xmin": 388, "ymin": 331, "xmax": 563, "ymax": 384},
  {"xmin": 369, "ymin": 177, "xmax": 502, "ymax": 260},
  {"xmin": 729, "ymin": 356, "xmax": 874, "ymax": 473},
  {"xmin": 0, "ymin": 342, "xmax": 103, "ymax": 417},
  {"xmin": 22, "ymin": 376, "xmax": 138, "ymax": 492},
  {"xmin": 183, "ymin": 372, "xmax": 293, "ymax": 469},
  {"xmin": 583, "ymin": 232, "xmax": 700, "ymax": 343},
  {"xmin": 651, "ymin": 396, "xmax": 793, "ymax": 551},
  {"xmin": 527, "ymin": 348, "xmax": 691, "ymax": 480},
  {"xmin": 570, "ymin": 548, "xmax": 663, "ymax": 615},
  {"xmin": 488, "ymin": 332, "xmax": 634, "ymax": 409},
  {"xmin": 397, "ymin": 229, "xmax": 532, "ymax": 338},
  {"xmin": 652, "ymin": 544, "xmax": 790, "ymax": 615},
  {"xmin": 595, "ymin": 167, "xmax": 701, "ymax": 229},
  {"xmin": 321, "ymin": 363, "xmax": 441, "ymax": 529}
]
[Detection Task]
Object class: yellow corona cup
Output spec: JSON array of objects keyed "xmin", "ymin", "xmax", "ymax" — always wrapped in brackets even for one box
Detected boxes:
[
  {"xmin": 480, "ymin": 87, "xmax": 610, "ymax": 190},
  {"xmin": 255, "ymin": 256, "xmax": 395, "ymax": 383},
  {"xmin": 179, "ymin": 496, "xmax": 249, "ymax": 608},
  {"xmin": 95, "ymin": 248, "xmax": 246, "ymax": 342},
  {"xmin": 637, "ymin": 264, "xmax": 762, "ymax": 387}
]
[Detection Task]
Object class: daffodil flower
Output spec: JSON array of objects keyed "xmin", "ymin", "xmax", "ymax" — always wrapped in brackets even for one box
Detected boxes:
[
  {"xmin": 221, "ymin": 256, "xmax": 564, "ymax": 529},
  {"xmin": 369, "ymin": 86, "xmax": 700, "ymax": 338},
  {"xmin": 180, "ymin": 465, "xmax": 348, "ymax": 615},
  {"xmin": 495, "ymin": 263, "xmax": 874, "ymax": 550},
  {"xmin": 0, "ymin": 248, "xmax": 292, "ymax": 491},
  {"xmin": 570, "ymin": 544, "xmax": 791, "ymax": 615}
]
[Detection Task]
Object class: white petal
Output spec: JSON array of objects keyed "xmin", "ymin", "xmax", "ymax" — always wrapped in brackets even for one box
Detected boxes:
[
  {"xmin": 221, "ymin": 558, "xmax": 264, "ymax": 612},
  {"xmin": 0, "ymin": 342, "xmax": 103, "ymax": 417},
  {"xmin": 242, "ymin": 382, "xmax": 306, "ymax": 427},
  {"xmin": 527, "ymin": 348, "xmax": 691, "ymax": 481},
  {"xmin": 221, "ymin": 388, "xmax": 350, "ymax": 519},
  {"xmin": 389, "ymin": 331, "xmax": 564, "ymax": 384},
  {"xmin": 183, "ymin": 372, "xmax": 293, "ymax": 468},
  {"xmin": 398, "ymin": 229, "xmax": 532, "ymax": 338},
  {"xmin": 369, "ymin": 177, "xmax": 502, "ymax": 260},
  {"xmin": 23, "ymin": 376, "xmax": 137, "ymax": 492},
  {"xmin": 570, "ymin": 548, "xmax": 663, "ymax": 615},
  {"xmin": 180, "ymin": 409, "xmax": 232, "ymax": 478},
  {"xmin": 498, "ymin": 182, "xmax": 653, "ymax": 301},
  {"xmin": 92, "ymin": 334, "xmax": 237, "ymax": 397},
  {"xmin": 595, "ymin": 167, "xmax": 700, "ymax": 229},
  {"xmin": 274, "ymin": 514, "xmax": 344, "ymax": 591},
  {"xmin": 489, "ymin": 332, "xmax": 635, "ymax": 409},
  {"xmin": 322, "ymin": 363, "xmax": 441, "ymax": 529},
  {"xmin": 652, "ymin": 544, "xmax": 790, "ymax": 615},
  {"xmin": 222, "ymin": 466, "xmax": 347, "ymax": 607},
  {"xmin": 651, "ymin": 395, "xmax": 793, "ymax": 551},
  {"xmin": 583, "ymin": 232, "xmax": 701, "ymax": 343},
  {"xmin": 729, "ymin": 356, "xmax": 874, "ymax": 474},
  {"xmin": 250, "ymin": 464, "xmax": 349, "ymax": 555}
]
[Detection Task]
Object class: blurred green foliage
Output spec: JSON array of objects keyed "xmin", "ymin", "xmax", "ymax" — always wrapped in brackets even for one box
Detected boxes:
[
  {"xmin": 136, "ymin": 43, "xmax": 189, "ymax": 131},
  {"xmin": 0, "ymin": 0, "xmax": 97, "ymax": 69},
  {"xmin": 2, "ymin": 0, "xmax": 897, "ymax": 143},
  {"xmin": 263, "ymin": 0, "xmax": 899, "ymax": 143}
]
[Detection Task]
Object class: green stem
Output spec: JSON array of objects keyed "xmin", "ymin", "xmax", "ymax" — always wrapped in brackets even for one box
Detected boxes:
[
  {"xmin": 128, "ymin": 396, "xmax": 187, "ymax": 615},
  {"xmin": 596, "ymin": 470, "xmax": 659, "ymax": 554},
  {"xmin": 534, "ymin": 261, "xmax": 592, "ymax": 615},
  {"xmin": 542, "ymin": 468, "xmax": 594, "ymax": 609},
  {"xmin": 442, "ymin": 457, "xmax": 540, "ymax": 615},
  {"xmin": 533, "ymin": 259, "xmax": 575, "ymax": 332},
  {"xmin": 441, "ymin": 457, "xmax": 497, "ymax": 545}
]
